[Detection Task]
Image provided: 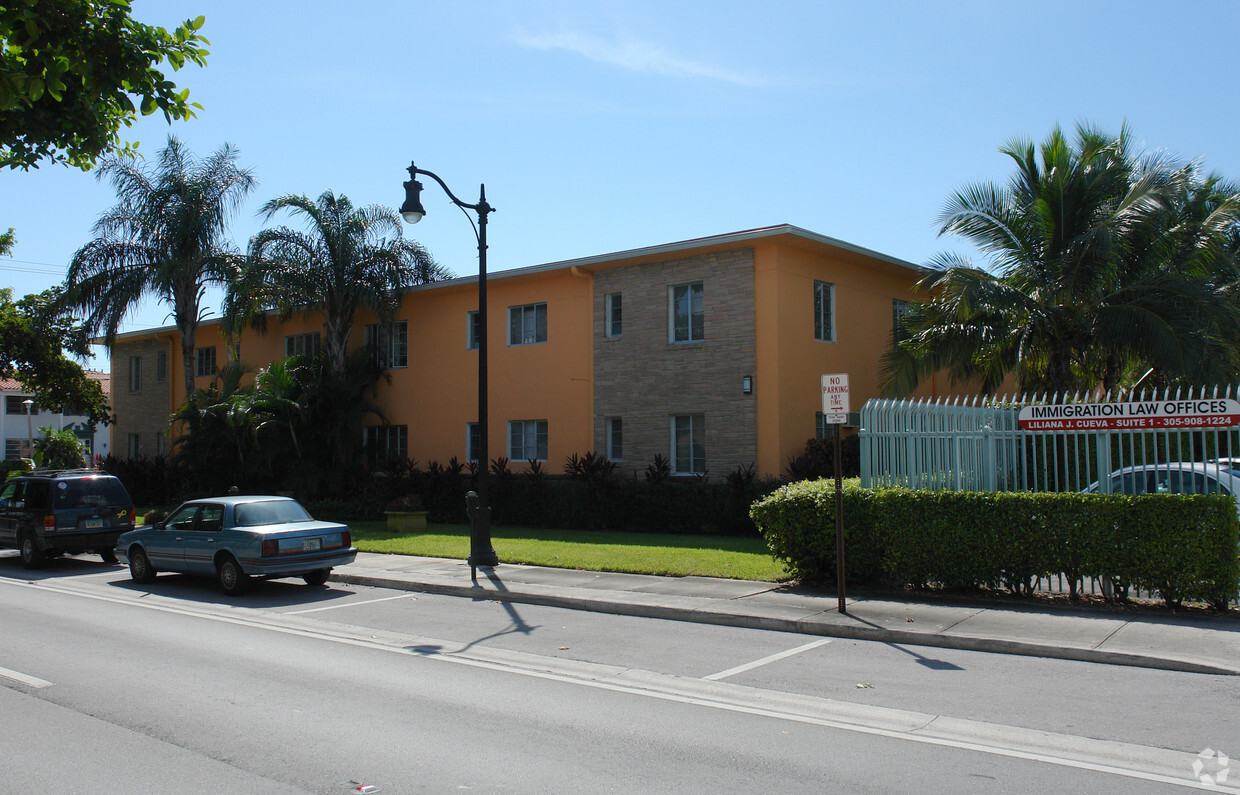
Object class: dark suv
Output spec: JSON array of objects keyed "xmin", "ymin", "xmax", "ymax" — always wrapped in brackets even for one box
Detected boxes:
[{"xmin": 0, "ymin": 470, "xmax": 135, "ymax": 568}]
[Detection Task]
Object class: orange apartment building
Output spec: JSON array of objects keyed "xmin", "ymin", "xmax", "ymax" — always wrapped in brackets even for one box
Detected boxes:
[{"xmin": 107, "ymin": 225, "xmax": 945, "ymax": 478}]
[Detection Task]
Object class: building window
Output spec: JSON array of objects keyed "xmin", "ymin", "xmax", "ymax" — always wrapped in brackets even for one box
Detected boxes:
[
  {"xmin": 816, "ymin": 412, "xmax": 827, "ymax": 440},
  {"xmin": 5, "ymin": 439, "xmax": 30, "ymax": 460},
  {"xmin": 814, "ymin": 281, "xmax": 835, "ymax": 343},
  {"xmin": 195, "ymin": 346, "xmax": 216, "ymax": 377},
  {"xmin": 605, "ymin": 292, "xmax": 622, "ymax": 338},
  {"xmin": 5, "ymin": 396, "xmax": 35, "ymax": 415},
  {"xmin": 509, "ymin": 303, "xmax": 547, "ymax": 346},
  {"xmin": 365, "ymin": 321, "xmax": 408, "ymax": 368},
  {"xmin": 467, "ymin": 423, "xmax": 480, "ymax": 462},
  {"xmin": 285, "ymin": 332, "xmax": 321, "ymax": 359},
  {"xmin": 606, "ymin": 417, "xmax": 623, "ymax": 462},
  {"xmin": 127, "ymin": 433, "xmax": 141, "ymax": 459},
  {"xmin": 156, "ymin": 351, "xmax": 168, "ymax": 382},
  {"xmin": 672, "ymin": 414, "xmax": 705, "ymax": 474},
  {"xmin": 670, "ymin": 282, "xmax": 704, "ymax": 343},
  {"xmin": 365, "ymin": 425, "xmax": 408, "ymax": 468},
  {"xmin": 155, "ymin": 432, "xmax": 165, "ymax": 457},
  {"xmin": 892, "ymin": 299, "xmax": 913, "ymax": 342},
  {"xmin": 508, "ymin": 419, "xmax": 548, "ymax": 462},
  {"xmin": 467, "ymin": 311, "xmax": 481, "ymax": 351},
  {"xmin": 128, "ymin": 356, "xmax": 142, "ymax": 392}
]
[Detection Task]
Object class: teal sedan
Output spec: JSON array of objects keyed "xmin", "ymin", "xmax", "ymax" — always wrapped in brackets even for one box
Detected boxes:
[{"xmin": 115, "ymin": 496, "xmax": 356, "ymax": 595}]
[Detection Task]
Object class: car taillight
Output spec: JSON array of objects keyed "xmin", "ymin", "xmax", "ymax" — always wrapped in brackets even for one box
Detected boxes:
[
  {"xmin": 342, "ymin": 531, "xmax": 351, "ymax": 548},
  {"xmin": 43, "ymin": 515, "xmax": 54, "ymax": 529},
  {"xmin": 262, "ymin": 539, "xmax": 278, "ymax": 557},
  {"xmin": 128, "ymin": 509, "xmax": 136, "ymax": 527}
]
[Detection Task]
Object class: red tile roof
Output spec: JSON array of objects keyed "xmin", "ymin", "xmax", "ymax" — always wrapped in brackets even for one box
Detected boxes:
[{"xmin": 0, "ymin": 371, "xmax": 110, "ymax": 398}]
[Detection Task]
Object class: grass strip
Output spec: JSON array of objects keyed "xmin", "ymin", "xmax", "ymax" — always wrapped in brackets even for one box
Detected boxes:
[{"xmin": 349, "ymin": 521, "xmax": 789, "ymax": 582}]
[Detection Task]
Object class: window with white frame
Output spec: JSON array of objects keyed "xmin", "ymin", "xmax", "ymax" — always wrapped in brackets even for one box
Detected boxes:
[
  {"xmin": 814, "ymin": 281, "xmax": 835, "ymax": 342},
  {"xmin": 5, "ymin": 439, "xmax": 30, "ymax": 459},
  {"xmin": 128, "ymin": 356, "xmax": 142, "ymax": 392},
  {"xmin": 5, "ymin": 396, "xmax": 35, "ymax": 415},
  {"xmin": 467, "ymin": 423, "xmax": 480, "ymax": 462},
  {"xmin": 365, "ymin": 425, "xmax": 408, "ymax": 468},
  {"xmin": 195, "ymin": 346, "xmax": 216, "ymax": 377},
  {"xmin": 669, "ymin": 282, "xmax": 704, "ymax": 343},
  {"xmin": 156, "ymin": 351, "xmax": 168, "ymax": 382},
  {"xmin": 467, "ymin": 311, "xmax": 481, "ymax": 350},
  {"xmin": 127, "ymin": 433, "xmax": 141, "ymax": 459},
  {"xmin": 365, "ymin": 321, "xmax": 408, "ymax": 368},
  {"xmin": 606, "ymin": 417, "xmax": 623, "ymax": 462},
  {"xmin": 672, "ymin": 414, "xmax": 705, "ymax": 474},
  {"xmin": 605, "ymin": 292, "xmax": 622, "ymax": 338},
  {"xmin": 508, "ymin": 419, "xmax": 548, "ymax": 461},
  {"xmin": 284, "ymin": 332, "xmax": 321, "ymax": 359},
  {"xmin": 508, "ymin": 303, "xmax": 547, "ymax": 346},
  {"xmin": 892, "ymin": 299, "xmax": 913, "ymax": 342}
]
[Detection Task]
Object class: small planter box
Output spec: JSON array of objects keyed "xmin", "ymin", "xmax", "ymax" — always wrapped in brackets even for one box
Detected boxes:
[{"xmin": 385, "ymin": 510, "xmax": 428, "ymax": 533}]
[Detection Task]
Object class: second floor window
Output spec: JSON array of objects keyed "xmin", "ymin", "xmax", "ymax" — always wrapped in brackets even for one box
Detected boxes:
[
  {"xmin": 670, "ymin": 282, "xmax": 704, "ymax": 343},
  {"xmin": 365, "ymin": 321, "xmax": 408, "ymax": 368},
  {"xmin": 195, "ymin": 346, "xmax": 216, "ymax": 378},
  {"xmin": 156, "ymin": 351, "xmax": 168, "ymax": 382},
  {"xmin": 605, "ymin": 292, "xmax": 622, "ymax": 337},
  {"xmin": 892, "ymin": 299, "xmax": 913, "ymax": 343},
  {"xmin": 285, "ymin": 332, "xmax": 321, "ymax": 359},
  {"xmin": 814, "ymin": 281, "xmax": 835, "ymax": 343},
  {"xmin": 5, "ymin": 396, "xmax": 35, "ymax": 415},
  {"xmin": 129, "ymin": 356, "xmax": 142, "ymax": 392},
  {"xmin": 509, "ymin": 303, "xmax": 547, "ymax": 346}
]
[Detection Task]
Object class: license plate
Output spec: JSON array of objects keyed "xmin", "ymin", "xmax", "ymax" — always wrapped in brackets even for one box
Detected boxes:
[
  {"xmin": 302, "ymin": 538, "xmax": 321, "ymax": 552},
  {"xmin": 85, "ymin": 519, "xmax": 103, "ymax": 529}
]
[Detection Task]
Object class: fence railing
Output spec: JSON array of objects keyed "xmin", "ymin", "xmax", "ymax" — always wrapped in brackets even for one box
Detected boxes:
[{"xmin": 859, "ymin": 385, "xmax": 1240, "ymax": 493}]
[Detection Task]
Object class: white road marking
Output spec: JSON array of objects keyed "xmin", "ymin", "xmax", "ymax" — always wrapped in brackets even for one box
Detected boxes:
[
  {"xmin": 284, "ymin": 593, "xmax": 415, "ymax": 614},
  {"xmin": 704, "ymin": 638, "xmax": 832, "ymax": 681},
  {"xmin": 0, "ymin": 577, "xmax": 1228, "ymax": 791},
  {"xmin": 0, "ymin": 665, "xmax": 53, "ymax": 689}
]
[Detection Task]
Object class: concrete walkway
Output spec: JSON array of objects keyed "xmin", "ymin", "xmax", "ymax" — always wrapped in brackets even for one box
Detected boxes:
[{"xmin": 331, "ymin": 552, "xmax": 1240, "ymax": 676}]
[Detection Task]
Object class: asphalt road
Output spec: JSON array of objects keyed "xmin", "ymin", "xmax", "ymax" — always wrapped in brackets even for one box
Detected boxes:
[{"xmin": 0, "ymin": 553, "xmax": 1236, "ymax": 793}]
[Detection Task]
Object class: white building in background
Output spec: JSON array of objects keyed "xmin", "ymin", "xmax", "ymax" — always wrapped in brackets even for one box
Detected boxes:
[{"xmin": 0, "ymin": 373, "xmax": 111, "ymax": 461}]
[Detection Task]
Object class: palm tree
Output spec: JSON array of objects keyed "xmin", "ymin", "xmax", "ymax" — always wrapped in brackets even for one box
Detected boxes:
[
  {"xmin": 62, "ymin": 136, "xmax": 257, "ymax": 404},
  {"xmin": 228, "ymin": 190, "xmax": 450, "ymax": 381},
  {"xmin": 882, "ymin": 123, "xmax": 1240, "ymax": 396}
]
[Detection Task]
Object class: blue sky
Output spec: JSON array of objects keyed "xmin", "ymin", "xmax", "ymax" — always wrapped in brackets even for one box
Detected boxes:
[{"xmin": 3, "ymin": 0, "xmax": 1239, "ymax": 368}]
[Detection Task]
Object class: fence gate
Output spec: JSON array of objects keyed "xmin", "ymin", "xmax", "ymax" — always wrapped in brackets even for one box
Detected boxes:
[{"xmin": 859, "ymin": 386, "xmax": 1240, "ymax": 493}]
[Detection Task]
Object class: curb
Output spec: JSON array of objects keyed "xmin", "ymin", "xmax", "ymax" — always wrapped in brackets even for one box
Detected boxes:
[{"xmin": 329, "ymin": 572, "xmax": 1240, "ymax": 677}]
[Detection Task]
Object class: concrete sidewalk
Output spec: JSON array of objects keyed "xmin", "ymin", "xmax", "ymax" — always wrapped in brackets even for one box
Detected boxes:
[{"xmin": 330, "ymin": 552, "xmax": 1240, "ymax": 676}]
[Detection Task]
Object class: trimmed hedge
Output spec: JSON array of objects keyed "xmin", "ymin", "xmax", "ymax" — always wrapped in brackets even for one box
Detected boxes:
[{"xmin": 750, "ymin": 480, "xmax": 1240, "ymax": 608}]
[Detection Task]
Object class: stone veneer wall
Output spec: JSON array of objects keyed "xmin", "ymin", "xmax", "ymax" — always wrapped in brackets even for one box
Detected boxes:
[
  {"xmin": 592, "ymin": 248, "xmax": 757, "ymax": 477},
  {"xmin": 110, "ymin": 338, "xmax": 172, "ymax": 458}
]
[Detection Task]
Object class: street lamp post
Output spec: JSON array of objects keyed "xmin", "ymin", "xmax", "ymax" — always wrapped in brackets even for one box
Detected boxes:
[
  {"xmin": 22, "ymin": 399, "xmax": 33, "ymax": 460},
  {"xmin": 400, "ymin": 162, "xmax": 499, "ymax": 577}
]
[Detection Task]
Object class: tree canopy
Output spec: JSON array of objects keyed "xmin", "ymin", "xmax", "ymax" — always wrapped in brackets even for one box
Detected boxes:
[
  {"xmin": 882, "ymin": 123, "xmax": 1240, "ymax": 397},
  {"xmin": 0, "ymin": 286, "xmax": 108, "ymax": 425},
  {"xmin": 0, "ymin": 0, "xmax": 209, "ymax": 171}
]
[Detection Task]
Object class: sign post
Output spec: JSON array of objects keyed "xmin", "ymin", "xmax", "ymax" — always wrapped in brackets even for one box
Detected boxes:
[{"xmin": 821, "ymin": 374, "xmax": 850, "ymax": 614}]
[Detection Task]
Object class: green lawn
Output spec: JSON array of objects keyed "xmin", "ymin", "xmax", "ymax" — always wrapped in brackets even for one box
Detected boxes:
[{"xmin": 349, "ymin": 521, "xmax": 790, "ymax": 582}]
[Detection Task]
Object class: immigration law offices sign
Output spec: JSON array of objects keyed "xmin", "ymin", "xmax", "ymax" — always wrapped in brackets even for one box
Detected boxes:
[{"xmin": 1017, "ymin": 398, "xmax": 1240, "ymax": 432}]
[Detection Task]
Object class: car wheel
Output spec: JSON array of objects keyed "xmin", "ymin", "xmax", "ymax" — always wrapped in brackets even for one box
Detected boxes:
[
  {"xmin": 128, "ymin": 547, "xmax": 157, "ymax": 584},
  {"xmin": 303, "ymin": 568, "xmax": 331, "ymax": 587},
  {"xmin": 99, "ymin": 549, "xmax": 118, "ymax": 564},
  {"xmin": 217, "ymin": 556, "xmax": 250, "ymax": 596},
  {"xmin": 19, "ymin": 531, "xmax": 45, "ymax": 569}
]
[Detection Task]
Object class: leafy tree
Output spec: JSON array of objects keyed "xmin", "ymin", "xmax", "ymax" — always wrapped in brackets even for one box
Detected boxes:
[
  {"xmin": 0, "ymin": 287, "xmax": 108, "ymax": 425},
  {"xmin": 0, "ymin": 228, "xmax": 13, "ymax": 256},
  {"xmin": 0, "ymin": 1, "xmax": 209, "ymax": 171},
  {"xmin": 61, "ymin": 136, "xmax": 257, "ymax": 405},
  {"xmin": 882, "ymin": 123, "xmax": 1240, "ymax": 396},
  {"xmin": 33, "ymin": 426, "xmax": 88, "ymax": 469},
  {"xmin": 228, "ymin": 191, "xmax": 449, "ymax": 381}
]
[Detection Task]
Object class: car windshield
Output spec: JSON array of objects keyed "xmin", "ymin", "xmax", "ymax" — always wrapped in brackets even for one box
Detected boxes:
[
  {"xmin": 53, "ymin": 477, "xmax": 131, "ymax": 509},
  {"xmin": 234, "ymin": 500, "xmax": 312, "ymax": 527}
]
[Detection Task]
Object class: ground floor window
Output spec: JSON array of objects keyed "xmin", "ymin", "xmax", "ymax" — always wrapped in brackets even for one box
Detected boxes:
[
  {"xmin": 366, "ymin": 425, "xmax": 408, "ymax": 469},
  {"xmin": 467, "ymin": 423, "xmax": 480, "ymax": 462},
  {"xmin": 127, "ymin": 433, "xmax": 141, "ymax": 459},
  {"xmin": 606, "ymin": 417, "xmax": 623, "ymax": 462},
  {"xmin": 672, "ymin": 414, "xmax": 705, "ymax": 474},
  {"xmin": 4, "ymin": 438, "xmax": 30, "ymax": 460},
  {"xmin": 508, "ymin": 420, "xmax": 548, "ymax": 462}
]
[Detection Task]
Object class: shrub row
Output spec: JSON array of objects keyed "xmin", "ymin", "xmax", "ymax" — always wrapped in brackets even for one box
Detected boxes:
[{"xmin": 750, "ymin": 480, "xmax": 1240, "ymax": 608}]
